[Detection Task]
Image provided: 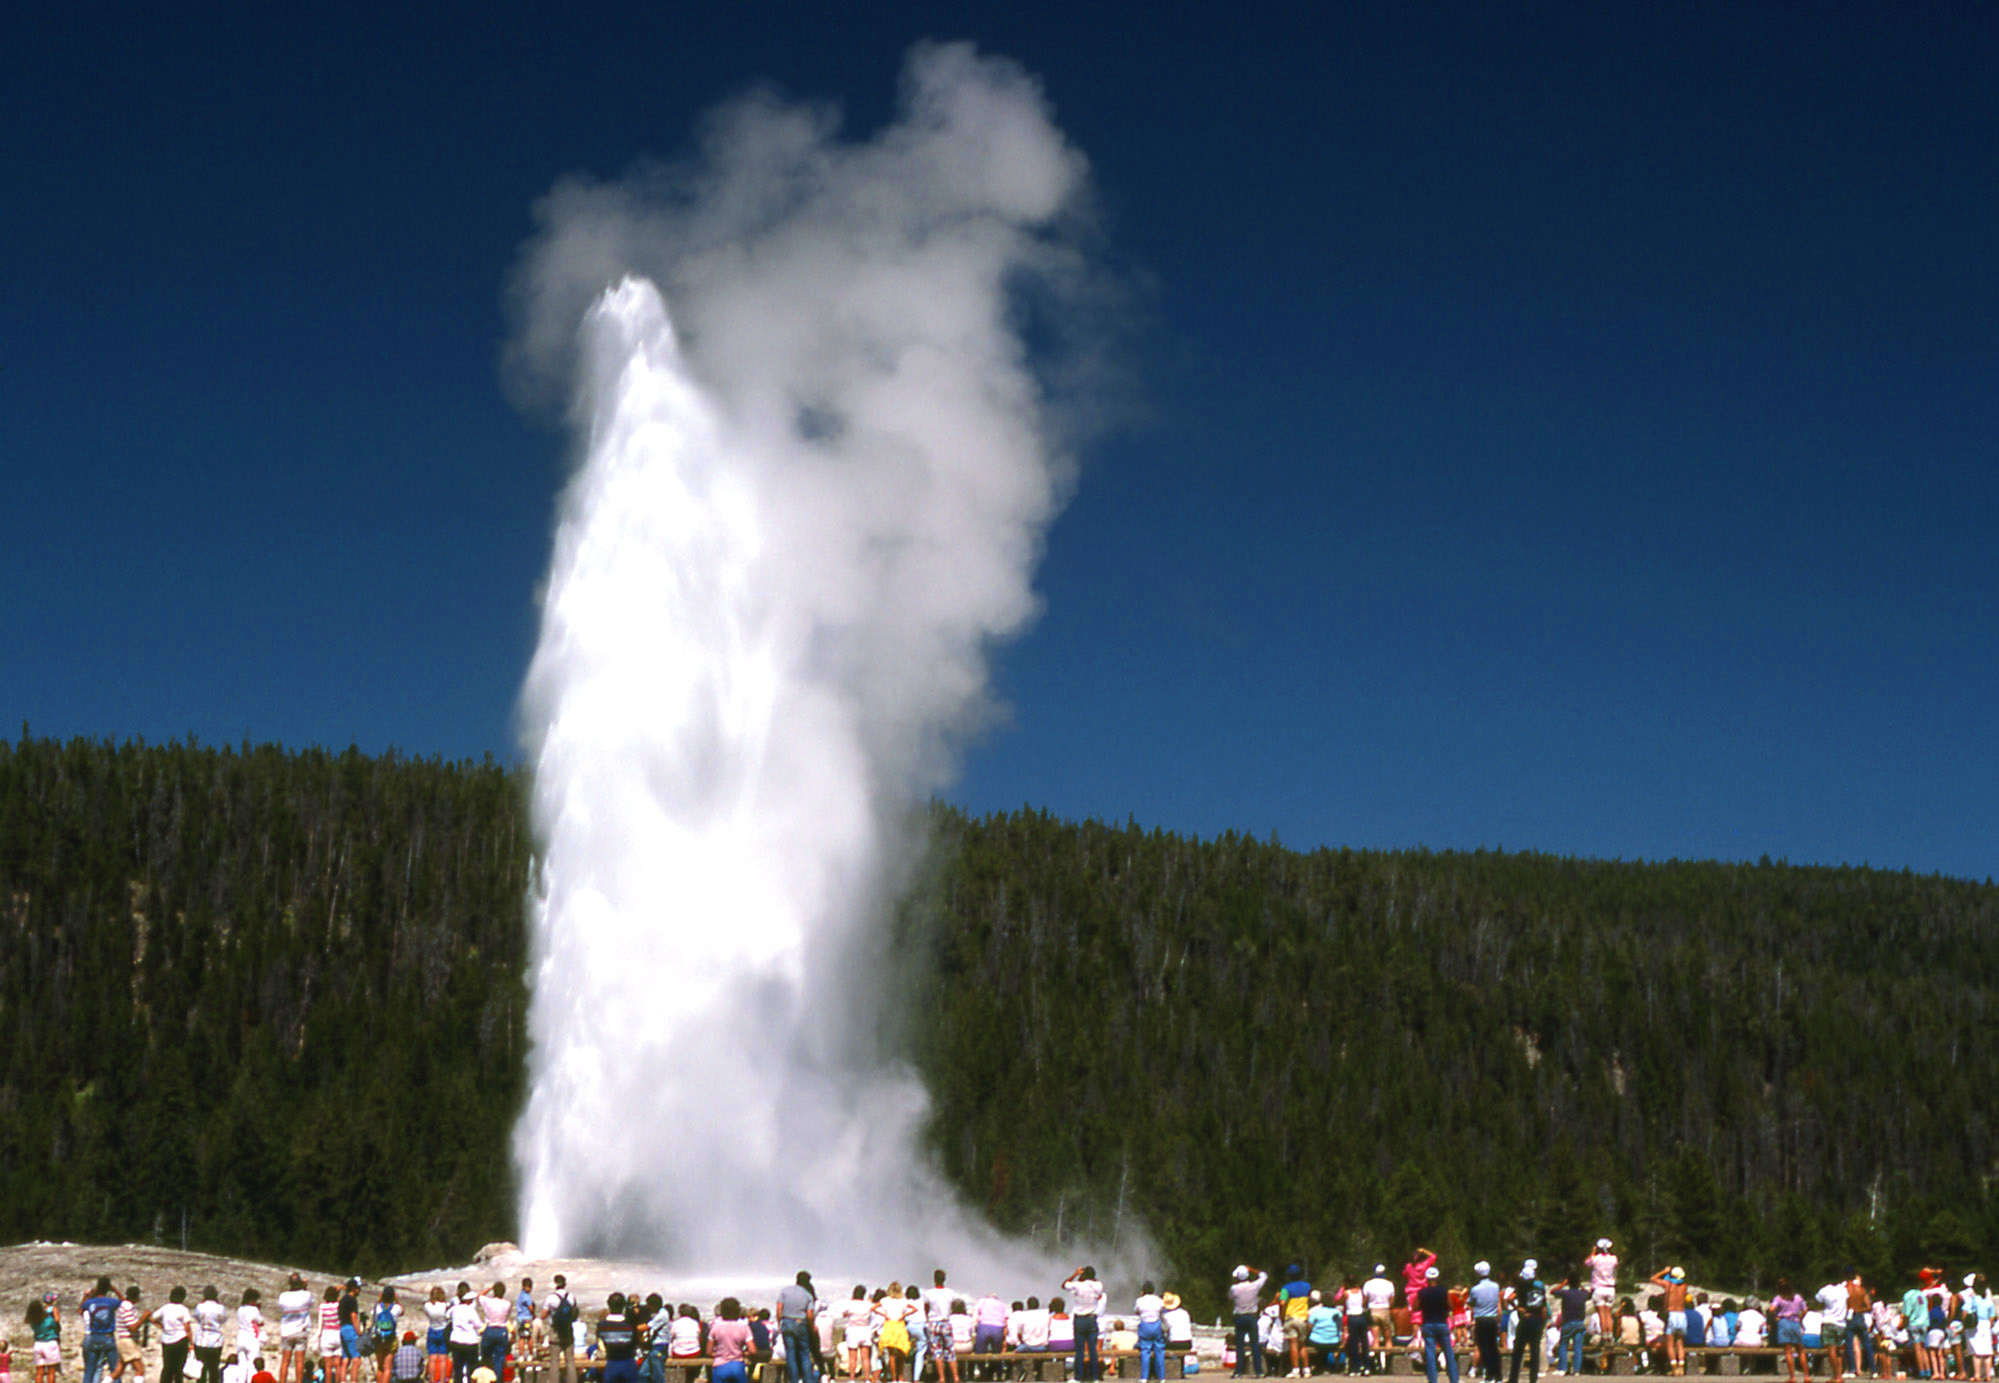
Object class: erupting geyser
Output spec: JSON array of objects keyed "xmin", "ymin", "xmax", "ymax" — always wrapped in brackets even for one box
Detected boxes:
[{"xmin": 511, "ymin": 44, "xmax": 1108, "ymax": 1273}]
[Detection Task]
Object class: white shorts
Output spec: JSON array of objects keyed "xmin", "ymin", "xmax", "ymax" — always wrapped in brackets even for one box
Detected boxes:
[
  {"xmin": 323, "ymin": 1332, "xmax": 345, "ymax": 1357},
  {"xmin": 35, "ymin": 1341, "xmax": 62, "ymax": 1368},
  {"xmin": 1591, "ymin": 1287, "xmax": 1614, "ymax": 1308},
  {"xmin": 1926, "ymin": 1329, "xmax": 1947, "ymax": 1349}
]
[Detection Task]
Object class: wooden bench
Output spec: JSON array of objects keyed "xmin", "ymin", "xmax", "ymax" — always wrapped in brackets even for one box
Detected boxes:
[{"xmin": 517, "ymin": 1347, "xmax": 1200, "ymax": 1383}]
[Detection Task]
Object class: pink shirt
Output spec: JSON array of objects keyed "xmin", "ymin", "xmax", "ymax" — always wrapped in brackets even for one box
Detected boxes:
[
  {"xmin": 708, "ymin": 1320, "xmax": 752, "ymax": 1366},
  {"xmin": 975, "ymin": 1298, "xmax": 1007, "ymax": 1329}
]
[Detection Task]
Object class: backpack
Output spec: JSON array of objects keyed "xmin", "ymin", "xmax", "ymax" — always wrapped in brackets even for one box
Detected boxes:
[
  {"xmin": 374, "ymin": 1303, "xmax": 398, "ymax": 1342},
  {"xmin": 551, "ymin": 1294, "xmax": 579, "ymax": 1345}
]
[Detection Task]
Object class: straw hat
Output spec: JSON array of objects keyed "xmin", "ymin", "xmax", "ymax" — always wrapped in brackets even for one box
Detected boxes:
[{"xmin": 1163, "ymin": 1294, "xmax": 1181, "ymax": 1310}]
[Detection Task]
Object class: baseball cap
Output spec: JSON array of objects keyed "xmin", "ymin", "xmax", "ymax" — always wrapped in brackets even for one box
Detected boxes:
[
  {"xmin": 1474, "ymin": 1262, "xmax": 1491, "ymax": 1277},
  {"xmin": 1425, "ymin": 1268, "xmax": 1439, "ymax": 1281},
  {"xmin": 1374, "ymin": 1264, "xmax": 1386, "ymax": 1275},
  {"xmin": 1233, "ymin": 1267, "xmax": 1249, "ymax": 1282},
  {"xmin": 1596, "ymin": 1238, "xmax": 1611, "ymax": 1250}
]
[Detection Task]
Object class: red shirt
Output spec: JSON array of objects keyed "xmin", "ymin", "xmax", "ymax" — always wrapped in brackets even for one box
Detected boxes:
[{"xmin": 254, "ymin": 1371, "xmax": 277, "ymax": 1383}]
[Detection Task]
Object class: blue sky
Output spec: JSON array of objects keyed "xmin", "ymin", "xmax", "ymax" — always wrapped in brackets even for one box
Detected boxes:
[{"xmin": 6, "ymin": 2, "xmax": 1994, "ymax": 880}]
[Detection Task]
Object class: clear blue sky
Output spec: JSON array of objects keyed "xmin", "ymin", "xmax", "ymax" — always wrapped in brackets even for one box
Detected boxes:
[{"xmin": 6, "ymin": 3, "xmax": 1994, "ymax": 880}]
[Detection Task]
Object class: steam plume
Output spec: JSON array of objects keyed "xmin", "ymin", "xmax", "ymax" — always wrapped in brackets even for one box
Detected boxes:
[{"xmin": 510, "ymin": 43, "xmax": 1106, "ymax": 1274}]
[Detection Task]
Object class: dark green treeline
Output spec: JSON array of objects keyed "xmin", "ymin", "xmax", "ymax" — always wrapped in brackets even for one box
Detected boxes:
[
  {"xmin": 4, "ymin": 734, "xmax": 1996, "ymax": 1301},
  {"xmin": 0, "ymin": 734, "xmax": 529, "ymax": 1272}
]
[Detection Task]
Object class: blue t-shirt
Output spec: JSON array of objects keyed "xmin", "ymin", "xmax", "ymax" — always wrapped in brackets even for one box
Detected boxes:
[
  {"xmin": 1307, "ymin": 1306, "xmax": 1340, "ymax": 1346},
  {"xmin": 83, "ymin": 1296, "xmax": 122, "ymax": 1340},
  {"xmin": 1686, "ymin": 1311, "xmax": 1707, "ymax": 1346},
  {"xmin": 1469, "ymin": 1282, "xmax": 1501, "ymax": 1319}
]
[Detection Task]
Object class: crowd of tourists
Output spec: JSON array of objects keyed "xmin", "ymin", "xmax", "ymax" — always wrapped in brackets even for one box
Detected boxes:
[
  {"xmin": 12, "ymin": 1247, "xmax": 1999, "ymax": 1383},
  {"xmin": 1214, "ymin": 1244, "xmax": 1999, "ymax": 1383}
]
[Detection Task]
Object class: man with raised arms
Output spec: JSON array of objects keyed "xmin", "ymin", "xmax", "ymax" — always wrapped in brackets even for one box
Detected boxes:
[
  {"xmin": 1583, "ymin": 1241, "xmax": 1618, "ymax": 1342},
  {"xmin": 1647, "ymin": 1267, "xmax": 1689, "ymax": 1377}
]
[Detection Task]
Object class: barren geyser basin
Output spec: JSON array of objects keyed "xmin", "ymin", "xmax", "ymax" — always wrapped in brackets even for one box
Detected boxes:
[{"xmin": 510, "ymin": 42, "xmax": 1117, "ymax": 1279}]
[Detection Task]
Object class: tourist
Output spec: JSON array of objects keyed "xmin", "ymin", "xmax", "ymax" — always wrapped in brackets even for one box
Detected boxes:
[
  {"xmin": 1134, "ymin": 1284, "xmax": 1167, "ymax": 1383},
  {"xmin": 667, "ymin": 1307, "xmax": 702, "ymax": 1362},
  {"xmin": 391, "ymin": 1334, "xmax": 423, "ymax": 1383},
  {"xmin": 1306, "ymin": 1291, "xmax": 1341, "ymax": 1375},
  {"xmin": 844, "ymin": 1290, "xmax": 877, "ymax": 1383},
  {"xmin": 315, "ymin": 1290, "xmax": 343, "ymax": 1383},
  {"xmin": 337, "ymin": 1283, "xmax": 365, "ymax": 1383},
  {"xmin": 1362, "ymin": 1267, "xmax": 1396, "ymax": 1375},
  {"xmin": 1468, "ymin": 1264, "xmax": 1501, "ymax": 1383},
  {"xmin": 1646, "ymin": 1268, "xmax": 1689, "ymax": 1378},
  {"xmin": 709, "ymin": 1301, "xmax": 754, "ymax": 1383},
  {"xmin": 475, "ymin": 1286, "xmax": 507, "ymax": 1383},
  {"xmin": 902, "ymin": 1289, "xmax": 927, "ymax": 1382},
  {"xmin": 778, "ymin": 1273, "xmax": 820, "ymax": 1383},
  {"xmin": 276, "ymin": 1279, "xmax": 312, "ymax": 1383},
  {"xmin": 1843, "ymin": 1273, "xmax": 1874, "ymax": 1379},
  {"xmin": 1275, "ymin": 1268, "xmax": 1313, "ymax": 1380},
  {"xmin": 1048, "ymin": 1299, "xmax": 1075, "ymax": 1357},
  {"xmin": 446, "ymin": 1286, "xmax": 481, "ymax": 1383},
  {"xmin": 1064, "ymin": 1267, "xmax": 1105, "ymax": 1383},
  {"xmin": 1418, "ymin": 1266, "xmax": 1459, "ymax": 1383},
  {"xmin": 151, "ymin": 1287, "xmax": 194, "ymax": 1383},
  {"xmin": 1966, "ymin": 1276, "xmax": 1995, "ymax": 1383},
  {"xmin": 1507, "ymin": 1264, "xmax": 1545, "ymax": 1383},
  {"xmin": 875, "ymin": 1290, "xmax": 912, "ymax": 1383},
  {"xmin": 421, "ymin": 1291, "xmax": 448, "ymax": 1383},
  {"xmin": 1338, "ymin": 1276, "xmax": 1369, "ymax": 1378},
  {"xmin": 194, "ymin": 1287, "xmax": 231, "ymax": 1383},
  {"xmin": 113, "ymin": 1286, "xmax": 145, "ymax": 1383},
  {"xmin": 368, "ymin": 1292, "xmax": 404, "ymax": 1383},
  {"xmin": 921, "ymin": 1274, "xmax": 957, "ymax": 1383},
  {"xmin": 514, "ymin": 1286, "xmax": 534, "ymax": 1345},
  {"xmin": 223, "ymin": 1351, "xmax": 249, "ymax": 1383},
  {"xmin": 1770, "ymin": 1280, "xmax": 1807, "ymax": 1383},
  {"xmin": 1164, "ymin": 1295, "xmax": 1194, "ymax": 1355},
  {"xmin": 236, "ymin": 1292, "xmax": 265, "ymax": 1370},
  {"xmin": 948, "ymin": 1300, "xmax": 973, "ymax": 1365},
  {"xmin": 971, "ymin": 1290, "xmax": 1005, "ymax": 1375},
  {"xmin": 1552, "ymin": 1273, "xmax": 1587, "ymax": 1379},
  {"xmin": 596, "ymin": 1293, "xmax": 638, "ymax": 1383},
  {"xmin": 83, "ymin": 1278, "xmax": 123, "ymax": 1383},
  {"xmin": 28, "ymin": 1296, "xmax": 61, "ymax": 1383},
  {"xmin": 1230, "ymin": 1267, "xmax": 1270, "ymax": 1379},
  {"xmin": 1583, "ymin": 1243, "xmax": 1617, "ymax": 1345},
  {"xmin": 1814, "ymin": 1276, "xmax": 1848, "ymax": 1383},
  {"xmin": 1734, "ymin": 1300, "xmax": 1766, "ymax": 1350},
  {"xmin": 542, "ymin": 1277, "xmax": 580, "ymax": 1383}
]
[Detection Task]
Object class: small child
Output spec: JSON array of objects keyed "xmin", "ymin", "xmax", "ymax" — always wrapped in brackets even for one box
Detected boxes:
[{"xmin": 2, "ymin": 1332, "xmax": 15, "ymax": 1383}]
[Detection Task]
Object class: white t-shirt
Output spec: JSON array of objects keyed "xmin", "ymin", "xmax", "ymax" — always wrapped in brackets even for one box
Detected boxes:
[
  {"xmin": 236, "ymin": 1305, "xmax": 265, "ymax": 1352},
  {"xmin": 449, "ymin": 1300, "xmax": 483, "ymax": 1346},
  {"xmin": 1818, "ymin": 1286, "xmax": 1849, "ymax": 1325},
  {"xmin": 155, "ymin": 1303, "xmax": 194, "ymax": 1346},
  {"xmin": 222, "ymin": 1359, "xmax": 248, "ymax": 1383},
  {"xmin": 1134, "ymin": 1296, "xmax": 1164, "ymax": 1327},
  {"xmin": 1736, "ymin": 1310, "xmax": 1767, "ymax": 1347},
  {"xmin": 1362, "ymin": 1279, "xmax": 1395, "ymax": 1313},
  {"xmin": 923, "ymin": 1288, "xmax": 955, "ymax": 1324},
  {"xmin": 279, "ymin": 1291, "xmax": 313, "ymax": 1340},
  {"xmin": 426, "ymin": 1302, "xmax": 450, "ymax": 1333},
  {"xmin": 1163, "ymin": 1308, "xmax": 1193, "ymax": 1344},
  {"xmin": 1017, "ymin": 1309, "xmax": 1051, "ymax": 1349},
  {"xmin": 1068, "ymin": 1280, "xmax": 1105, "ymax": 1318},
  {"xmin": 193, "ymin": 1301, "xmax": 228, "ymax": 1349}
]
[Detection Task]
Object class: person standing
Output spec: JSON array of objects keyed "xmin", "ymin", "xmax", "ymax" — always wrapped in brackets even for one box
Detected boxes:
[
  {"xmin": 445, "ymin": 1287, "xmax": 481, "ymax": 1383},
  {"xmin": 597, "ymin": 1294, "xmax": 638, "ymax": 1383},
  {"xmin": 922, "ymin": 1274, "xmax": 958, "ymax": 1383},
  {"xmin": 276, "ymin": 1279, "xmax": 312, "ymax": 1383},
  {"xmin": 151, "ymin": 1289, "xmax": 196, "ymax": 1383},
  {"xmin": 113, "ymin": 1286, "xmax": 147, "ymax": 1383},
  {"xmin": 542, "ymin": 1277, "xmax": 580, "ymax": 1383},
  {"xmin": 475, "ymin": 1287, "xmax": 507, "ymax": 1383},
  {"xmin": 1770, "ymin": 1280, "xmax": 1807, "ymax": 1383},
  {"xmin": 1134, "ymin": 1285, "xmax": 1167, "ymax": 1383},
  {"xmin": 1506, "ymin": 1265, "xmax": 1546, "ymax": 1383},
  {"xmin": 1339, "ymin": 1277, "xmax": 1370, "ymax": 1378},
  {"xmin": 777, "ymin": 1273, "xmax": 820, "ymax": 1383},
  {"xmin": 1583, "ymin": 1243, "xmax": 1617, "ymax": 1345},
  {"xmin": 1230, "ymin": 1268, "xmax": 1270, "ymax": 1379},
  {"xmin": 1552, "ymin": 1276, "xmax": 1587, "ymax": 1379},
  {"xmin": 192, "ymin": 1288, "xmax": 231, "ymax": 1383},
  {"xmin": 1647, "ymin": 1269, "xmax": 1689, "ymax": 1378},
  {"xmin": 1467, "ymin": 1265, "xmax": 1502, "ymax": 1383},
  {"xmin": 1064, "ymin": 1268, "xmax": 1105, "ymax": 1383},
  {"xmin": 1815, "ymin": 1278, "xmax": 1848, "ymax": 1383},
  {"xmin": 1418, "ymin": 1268, "xmax": 1459, "ymax": 1383},
  {"xmin": 1274, "ymin": 1269, "xmax": 1312, "ymax": 1380},
  {"xmin": 1362, "ymin": 1267, "xmax": 1396, "ymax": 1376},
  {"xmin": 1843, "ymin": 1273, "xmax": 1874, "ymax": 1379},
  {"xmin": 82, "ymin": 1279, "xmax": 123, "ymax": 1383}
]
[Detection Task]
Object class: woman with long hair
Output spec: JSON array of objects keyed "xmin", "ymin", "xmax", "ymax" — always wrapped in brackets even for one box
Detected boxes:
[{"xmin": 423, "ymin": 1290, "xmax": 449, "ymax": 1383}]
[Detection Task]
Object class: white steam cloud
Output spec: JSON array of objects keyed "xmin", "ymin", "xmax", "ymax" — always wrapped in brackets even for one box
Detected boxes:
[{"xmin": 510, "ymin": 43, "xmax": 1113, "ymax": 1276}]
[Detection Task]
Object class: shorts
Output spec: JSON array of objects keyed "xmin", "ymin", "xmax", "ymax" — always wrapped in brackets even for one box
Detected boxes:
[
  {"xmin": 323, "ymin": 1333, "xmax": 345, "ymax": 1358},
  {"xmin": 927, "ymin": 1324, "xmax": 955, "ymax": 1362},
  {"xmin": 1370, "ymin": 1310, "xmax": 1394, "ymax": 1338},
  {"xmin": 1927, "ymin": 1329, "xmax": 1947, "ymax": 1349},
  {"xmin": 1591, "ymin": 1288, "xmax": 1614, "ymax": 1308},
  {"xmin": 1776, "ymin": 1321, "xmax": 1802, "ymax": 1347},
  {"xmin": 119, "ymin": 1339, "xmax": 146, "ymax": 1365},
  {"xmin": 1667, "ymin": 1312, "xmax": 1686, "ymax": 1339},
  {"xmin": 375, "ymin": 1336, "xmax": 398, "ymax": 1358},
  {"xmin": 712, "ymin": 1365, "xmax": 748, "ymax": 1383},
  {"xmin": 1283, "ymin": 1319, "xmax": 1308, "ymax": 1342},
  {"xmin": 342, "ymin": 1326, "xmax": 364, "ymax": 1359},
  {"xmin": 35, "ymin": 1342, "xmax": 62, "ymax": 1368},
  {"xmin": 279, "ymin": 1331, "xmax": 307, "ymax": 1351},
  {"xmin": 428, "ymin": 1332, "xmax": 448, "ymax": 1357},
  {"xmin": 1822, "ymin": 1323, "xmax": 1846, "ymax": 1347}
]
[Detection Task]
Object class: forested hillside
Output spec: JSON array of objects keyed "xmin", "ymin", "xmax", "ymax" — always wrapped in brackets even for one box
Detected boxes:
[{"xmin": 4, "ymin": 735, "xmax": 1995, "ymax": 1299}]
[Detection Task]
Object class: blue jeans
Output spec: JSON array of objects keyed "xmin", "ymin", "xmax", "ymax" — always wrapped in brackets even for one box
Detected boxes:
[
  {"xmin": 1233, "ymin": 1315, "xmax": 1264, "ymax": 1377},
  {"xmin": 1138, "ymin": 1323, "xmax": 1166, "ymax": 1382},
  {"xmin": 1558, "ymin": 1324, "xmax": 1585, "ymax": 1376},
  {"xmin": 480, "ymin": 1327, "xmax": 510, "ymax": 1378},
  {"xmin": 1423, "ymin": 1323, "xmax": 1460, "ymax": 1383},
  {"xmin": 84, "ymin": 1339, "xmax": 117, "ymax": 1383},
  {"xmin": 782, "ymin": 1323, "xmax": 819, "ymax": 1383},
  {"xmin": 1075, "ymin": 1314, "xmax": 1101, "ymax": 1383}
]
